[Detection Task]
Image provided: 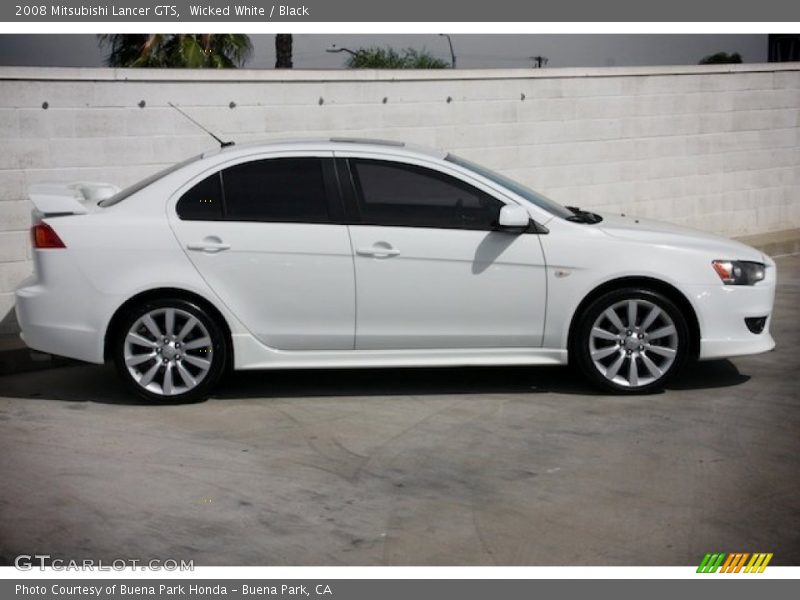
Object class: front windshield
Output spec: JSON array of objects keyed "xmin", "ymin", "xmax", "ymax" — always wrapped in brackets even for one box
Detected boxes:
[
  {"xmin": 445, "ymin": 153, "xmax": 574, "ymax": 220},
  {"xmin": 98, "ymin": 154, "xmax": 203, "ymax": 207}
]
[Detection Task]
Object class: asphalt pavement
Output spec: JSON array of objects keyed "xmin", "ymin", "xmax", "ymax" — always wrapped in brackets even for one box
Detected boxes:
[{"xmin": 0, "ymin": 255, "xmax": 798, "ymax": 566}]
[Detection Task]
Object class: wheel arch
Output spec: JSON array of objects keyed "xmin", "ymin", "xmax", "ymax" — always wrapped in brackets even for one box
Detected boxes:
[
  {"xmin": 104, "ymin": 287, "xmax": 234, "ymax": 368},
  {"xmin": 566, "ymin": 276, "xmax": 701, "ymax": 362}
]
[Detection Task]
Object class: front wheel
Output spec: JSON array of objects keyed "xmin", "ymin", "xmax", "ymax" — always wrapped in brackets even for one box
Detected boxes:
[
  {"xmin": 112, "ymin": 299, "xmax": 226, "ymax": 403},
  {"xmin": 573, "ymin": 288, "xmax": 690, "ymax": 394}
]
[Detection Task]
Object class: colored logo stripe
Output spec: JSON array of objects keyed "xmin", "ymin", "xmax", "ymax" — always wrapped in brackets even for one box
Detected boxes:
[
  {"xmin": 721, "ymin": 553, "xmax": 749, "ymax": 573},
  {"xmin": 697, "ymin": 552, "xmax": 773, "ymax": 573},
  {"xmin": 697, "ymin": 553, "xmax": 726, "ymax": 573},
  {"xmin": 745, "ymin": 553, "xmax": 773, "ymax": 573}
]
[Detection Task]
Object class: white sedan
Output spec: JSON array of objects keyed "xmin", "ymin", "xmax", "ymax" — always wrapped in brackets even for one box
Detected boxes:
[{"xmin": 15, "ymin": 139, "xmax": 776, "ymax": 402}]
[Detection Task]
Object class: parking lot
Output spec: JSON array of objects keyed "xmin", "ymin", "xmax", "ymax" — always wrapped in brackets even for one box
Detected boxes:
[{"xmin": 0, "ymin": 255, "xmax": 798, "ymax": 566}]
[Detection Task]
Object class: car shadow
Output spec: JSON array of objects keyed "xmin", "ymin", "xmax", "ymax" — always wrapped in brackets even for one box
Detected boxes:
[
  {"xmin": 0, "ymin": 358, "xmax": 750, "ymax": 405},
  {"xmin": 667, "ymin": 359, "xmax": 751, "ymax": 390}
]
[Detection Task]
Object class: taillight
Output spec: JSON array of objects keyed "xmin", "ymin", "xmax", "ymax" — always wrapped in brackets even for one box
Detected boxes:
[{"xmin": 31, "ymin": 223, "xmax": 66, "ymax": 249}]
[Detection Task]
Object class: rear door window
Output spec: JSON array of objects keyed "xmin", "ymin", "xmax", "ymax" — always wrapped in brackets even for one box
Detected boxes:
[{"xmin": 222, "ymin": 158, "xmax": 329, "ymax": 223}]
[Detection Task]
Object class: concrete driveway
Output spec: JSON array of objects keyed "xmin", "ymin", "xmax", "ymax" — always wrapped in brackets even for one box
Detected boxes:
[{"xmin": 1, "ymin": 256, "xmax": 798, "ymax": 566}]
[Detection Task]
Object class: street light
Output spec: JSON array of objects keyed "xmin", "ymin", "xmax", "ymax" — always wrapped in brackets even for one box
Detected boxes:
[
  {"xmin": 326, "ymin": 44, "xmax": 359, "ymax": 57},
  {"xmin": 439, "ymin": 34, "xmax": 456, "ymax": 68}
]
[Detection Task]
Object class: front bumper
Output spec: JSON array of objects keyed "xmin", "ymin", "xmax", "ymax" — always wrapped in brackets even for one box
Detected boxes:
[{"xmin": 688, "ymin": 262, "xmax": 777, "ymax": 360}]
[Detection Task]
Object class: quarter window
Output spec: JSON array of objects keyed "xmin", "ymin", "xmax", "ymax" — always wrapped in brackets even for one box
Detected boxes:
[
  {"xmin": 176, "ymin": 172, "xmax": 223, "ymax": 221},
  {"xmin": 350, "ymin": 159, "xmax": 503, "ymax": 230}
]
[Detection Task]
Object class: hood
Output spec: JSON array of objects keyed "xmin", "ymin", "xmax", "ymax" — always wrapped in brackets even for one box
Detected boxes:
[{"xmin": 595, "ymin": 213, "xmax": 764, "ymax": 262}]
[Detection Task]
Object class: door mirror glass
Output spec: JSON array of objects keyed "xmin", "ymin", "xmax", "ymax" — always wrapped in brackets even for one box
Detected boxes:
[{"xmin": 497, "ymin": 205, "xmax": 530, "ymax": 231}]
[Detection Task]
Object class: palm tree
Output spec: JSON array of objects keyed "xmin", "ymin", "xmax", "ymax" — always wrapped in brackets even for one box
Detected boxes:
[
  {"xmin": 275, "ymin": 34, "xmax": 293, "ymax": 69},
  {"xmin": 98, "ymin": 34, "xmax": 252, "ymax": 68}
]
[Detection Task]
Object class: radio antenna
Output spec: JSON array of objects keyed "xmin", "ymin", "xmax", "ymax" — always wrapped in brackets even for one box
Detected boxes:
[{"xmin": 168, "ymin": 102, "xmax": 234, "ymax": 148}]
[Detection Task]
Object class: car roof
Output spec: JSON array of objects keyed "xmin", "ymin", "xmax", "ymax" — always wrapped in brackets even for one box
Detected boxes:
[{"xmin": 200, "ymin": 137, "xmax": 448, "ymax": 162}]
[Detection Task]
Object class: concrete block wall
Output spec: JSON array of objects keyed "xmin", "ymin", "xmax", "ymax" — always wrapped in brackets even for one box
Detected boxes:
[{"xmin": 0, "ymin": 64, "xmax": 799, "ymax": 333}]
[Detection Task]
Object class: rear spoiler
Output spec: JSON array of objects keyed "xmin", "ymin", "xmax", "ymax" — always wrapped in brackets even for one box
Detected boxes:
[{"xmin": 29, "ymin": 182, "xmax": 120, "ymax": 216}]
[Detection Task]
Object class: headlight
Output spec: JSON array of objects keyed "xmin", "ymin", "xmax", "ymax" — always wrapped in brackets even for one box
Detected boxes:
[{"xmin": 712, "ymin": 260, "xmax": 765, "ymax": 285}]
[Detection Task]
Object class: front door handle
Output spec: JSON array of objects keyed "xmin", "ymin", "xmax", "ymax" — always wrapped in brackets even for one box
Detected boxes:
[
  {"xmin": 187, "ymin": 236, "xmax": 231, "ymax": 253},
  {"xmin": 356, "ymin": 243, "xmax": 400, "ymax": 258}
]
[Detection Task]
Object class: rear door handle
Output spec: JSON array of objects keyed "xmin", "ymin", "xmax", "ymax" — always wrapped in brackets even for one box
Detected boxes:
[
  {"xmin": 187, "ymin": 236, "xmax": 231, "ymax": 253},
  {"xmin": 356, "ymin": 244, "xmax": 400, "ymax": 258}
]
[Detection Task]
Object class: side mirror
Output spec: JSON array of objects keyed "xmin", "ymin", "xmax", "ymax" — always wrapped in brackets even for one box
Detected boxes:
[{"xmin": 496, "ymin": 205, "xmax": 530, "ymax": 232}]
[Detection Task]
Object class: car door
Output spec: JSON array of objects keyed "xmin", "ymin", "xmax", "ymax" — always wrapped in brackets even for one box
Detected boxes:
[
  {"xmin": 169, "ymin": 152, "xmax": 356, "ymax": 351},
  {"xmin": 340, "ymin": 155, "xmax": 547, "ymax": 350}
]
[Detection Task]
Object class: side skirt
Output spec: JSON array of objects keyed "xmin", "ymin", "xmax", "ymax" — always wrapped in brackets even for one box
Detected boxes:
[{"xmin": 232, "ymin": 334, "xmax": 568, "ymax": 370}]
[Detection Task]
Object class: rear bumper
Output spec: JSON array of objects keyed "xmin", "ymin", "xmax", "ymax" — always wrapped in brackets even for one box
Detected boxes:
[{"xmin": 15, "ymin": 274, "xmax": 105, "ymax": 365}]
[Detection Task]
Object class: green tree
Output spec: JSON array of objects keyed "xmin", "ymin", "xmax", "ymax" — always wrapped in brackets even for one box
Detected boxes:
[
  {"xmin": 699, "ymin": 52, "xmax": 743, "ymax": 65},
  {"xmin": 346, "ymin": 47, "xmax": 448, "ymax": 69},
  {"xmin": 98, "ymin": 34, "xmax": 253, "ymax": 68}
]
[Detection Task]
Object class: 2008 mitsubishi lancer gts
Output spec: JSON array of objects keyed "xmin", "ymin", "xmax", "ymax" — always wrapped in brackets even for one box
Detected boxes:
[{"xmin": 15, "ymin": 138, "xmax": 776, "ymax": 402}]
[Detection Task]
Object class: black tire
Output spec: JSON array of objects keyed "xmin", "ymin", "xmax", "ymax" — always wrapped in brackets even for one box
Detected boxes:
[
  {"xmin": 573, "ymin": 287, "xmax": 690, "ymax": 394},
  {"xmin": 112, "ymin": 298, "xmax": 227, "ymax": 403}
]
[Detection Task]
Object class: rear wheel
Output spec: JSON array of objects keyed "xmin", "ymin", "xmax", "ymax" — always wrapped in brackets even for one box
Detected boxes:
[
  {"xmin": 112, "ymin": 299, "xmax": 226, "ymax": 403},
  {"xmin": 574, "ymin": 288, "xmax": 689, "ymax": 393}
]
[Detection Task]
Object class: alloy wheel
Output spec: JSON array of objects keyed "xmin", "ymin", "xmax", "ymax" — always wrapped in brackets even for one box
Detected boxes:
[
  {"xmin": 123, "ymin": 307, "xmax": 213, "ymax": 396},
  {"xmin": 588, "ymin": 298, "xmax": 679, "ymax": 388}
]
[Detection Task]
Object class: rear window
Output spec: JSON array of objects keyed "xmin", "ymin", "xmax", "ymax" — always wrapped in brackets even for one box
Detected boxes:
[{"xmin": 99, "ymin": 154, "xmax": 203, "ymax": 208}]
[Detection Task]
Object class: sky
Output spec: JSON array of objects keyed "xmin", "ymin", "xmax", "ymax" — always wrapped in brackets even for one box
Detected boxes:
[{"xmin": 0, "ymin": 34, "xmax": 769, "ymax": 69}]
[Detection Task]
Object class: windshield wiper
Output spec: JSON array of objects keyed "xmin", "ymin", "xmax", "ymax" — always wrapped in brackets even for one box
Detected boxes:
[{"xmin": 565, "ymin": 206, "xmax": 603, "ymax": 224}]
